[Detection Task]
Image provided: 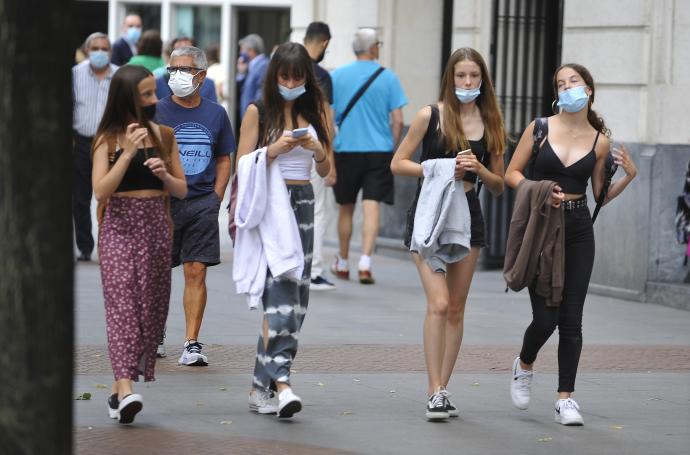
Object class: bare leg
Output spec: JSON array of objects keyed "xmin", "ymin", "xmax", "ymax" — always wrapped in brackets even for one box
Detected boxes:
[
  {"xmin": 337, "ymin": 204, "xmax": 355, "ymax": 260},
  {"xmin": 361, "ymin": 200, "xmax": 380, "ymax": 257},
  {"xmin": 440, "ymin": 247, "xmax": 480, "ymax": 386},
  {"xmin": 413, "ymin": 253, "xmax": 450, "ymax": 395},
  {"xmin": 183, "ymin": 262, "xmax": 207, "ymax": 341}
]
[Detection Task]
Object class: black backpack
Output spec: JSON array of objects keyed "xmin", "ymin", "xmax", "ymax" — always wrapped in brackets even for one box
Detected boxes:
[{"xmin": 525, "ymin": 117, "xmax": 616, "ymax": 223}]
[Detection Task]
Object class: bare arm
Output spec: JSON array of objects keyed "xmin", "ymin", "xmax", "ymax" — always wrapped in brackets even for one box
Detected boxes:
[
  {"xmin": 157, "ymin": 138, "xmax": 187, "ymax": 199},
  {"xmin": 390, "ymin": 106, "xmax": 430, "ymax": 178},
  {"xmin": 599, "ymin": 142, "xmax": 637, "ymax": 204},
  {"xmin": 477, "ymin": 151, "xmax": 505, "ymax": 196},
  {"xmin": 390, "ymin": 108, "xmax": 404, "ymax": 148},
  {"xmin": 214, "ymin": 154, "xmax": 231, "ymax": 199},
  {"xmin": 505, "ymin": 120, "xmax": 563, "ymax": 207},
  {"xmin": 324, "ymin": 103, "xmax": 337, "ymax": 186}
]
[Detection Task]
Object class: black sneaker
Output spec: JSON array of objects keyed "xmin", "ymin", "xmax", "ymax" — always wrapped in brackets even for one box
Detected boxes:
[
  {"xmin": 426, "ymin": 393, "xmax": 450, "ymax": 421},
  {"xmin": 310, "ymin": 275, "xmax": 336, "ymax": 291},
  {"xmin": 439, "ymin": 388, "xmax": 459, "ymax": 417},
  {"xmin": 107, "ymin": 393, "xmax": 119, "ymax": 419}
]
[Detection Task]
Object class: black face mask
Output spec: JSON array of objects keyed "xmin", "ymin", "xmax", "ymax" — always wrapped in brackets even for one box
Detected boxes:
[
  {"xmin": 142, "ymin": 103, "xmax": 157, "ymax": 121},
  {"xmin": 315, "ymin": 49, "xmax": 326, "ymax": 63}
]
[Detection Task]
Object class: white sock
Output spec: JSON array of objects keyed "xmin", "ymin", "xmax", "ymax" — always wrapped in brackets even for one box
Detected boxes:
[
  {"xmin": 336, "ymin": 254, "xmax": 348, "ymax": 270},
  {"xmin": 358, "ymin": 255, "xmax": 371, "ymax": 271}
]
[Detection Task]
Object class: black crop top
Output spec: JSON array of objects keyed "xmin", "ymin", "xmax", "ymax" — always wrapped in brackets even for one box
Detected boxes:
[
  {"xmin": 113, "ymin": 147, "xmax": 164, "ymax": 193},
  {"xmin": 532, "ymin": 132, "xmax": 599, "ymax": 194},
  {"xmin": 421, "ymin": 104, "xmax": 489, "ymax": 184}
]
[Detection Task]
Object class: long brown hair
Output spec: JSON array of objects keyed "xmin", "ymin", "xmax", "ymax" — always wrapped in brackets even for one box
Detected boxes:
[
  {"xmin": 260, "ymin": 42, "xmax": 330, "ymax": 150},
  {"xmin": 93, "ymin": 65, "xmax": 170, "ymax": 165},
  {"xmin": 439, "ymin": 47, "xmax": 506, "ymax": 156},
  {"xmin": 553, "ymin": 63, "xmax": 610, "ymax": 137}
]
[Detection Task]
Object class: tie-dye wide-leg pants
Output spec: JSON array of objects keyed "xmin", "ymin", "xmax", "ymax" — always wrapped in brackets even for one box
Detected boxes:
[{"xmin": 252, "ymin": 184, "xmax": 314, "ymax": 391}]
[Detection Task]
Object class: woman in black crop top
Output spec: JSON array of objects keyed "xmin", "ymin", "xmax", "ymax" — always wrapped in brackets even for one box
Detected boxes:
[
  {"xmin": 505, "ymin": 63, "xmax": 637, "ymax": 425},
  {"xmin": 92, "ymin": 65, "xmax": 186, "ymax": 424},
  {"xmin": 392, "ymin": 48, "xmax": 507, "ymax": 421}
]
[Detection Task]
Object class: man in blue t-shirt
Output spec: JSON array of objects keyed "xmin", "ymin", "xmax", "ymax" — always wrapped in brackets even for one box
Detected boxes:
[
  {"xmin": 156, "ymin": 46, "xmax": 235, "ymax": 366},
  {"xmin": 331, "ymin": 28, "xmax": 407, "ymax": 285}
]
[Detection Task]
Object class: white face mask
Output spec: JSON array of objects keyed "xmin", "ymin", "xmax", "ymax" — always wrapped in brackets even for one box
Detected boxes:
[{"xmin": 168, "ymin": 70, "xmax": 199, "ymax": 98}]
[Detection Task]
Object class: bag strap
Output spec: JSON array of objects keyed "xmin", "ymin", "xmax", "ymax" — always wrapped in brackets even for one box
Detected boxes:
[
  {"xmin": 526, "ymin": 117, "xmax": 548, "ymax": 178},
  {"xmin": 336, "ymin": 66, "xmax": 385, "ymax": 128},
  {"xmin": 591, "ymin": 150, "xmax": 618, "ymax": 223}
]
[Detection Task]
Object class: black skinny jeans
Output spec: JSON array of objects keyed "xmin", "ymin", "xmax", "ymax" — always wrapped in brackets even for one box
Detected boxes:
[{"xmin": 519, "ymin": 205, "xmax": 595, "ymax": 393}]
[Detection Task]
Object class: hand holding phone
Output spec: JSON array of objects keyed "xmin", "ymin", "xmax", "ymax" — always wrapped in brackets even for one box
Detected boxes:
[
  {"xmin": 457, "ymin": 149, "xmax": 472, "ymax": 156},
  {"xmin": 291, "ymin": 127, "xmax": 309, "ymax": 138}
]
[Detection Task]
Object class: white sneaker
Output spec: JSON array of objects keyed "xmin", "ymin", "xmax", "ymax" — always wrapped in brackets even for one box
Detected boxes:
[
  {"xmin": 277, "ymin": 388, "xmax": 302, "ymax": 418},
  {"xmin": 248, "ymin": 389, "xmax": 278, "ymax": 414},
  {"xmin": 510, "ymin": 356, "xmax": 533, "ymax": 410},
  {"xmin": 555, "ymin": 398, "xmax": 584, "ymax": 426},
  {"xmin": 107, "ymin": 393, "xmax": 119, "ymax": 419},
  {"xmin": 117, "ymin": 393, "xmax": 143, "ymax": 424},
  {"xmin": 178, "ymin": 340, "xmax": 208, "ymax": 366}
]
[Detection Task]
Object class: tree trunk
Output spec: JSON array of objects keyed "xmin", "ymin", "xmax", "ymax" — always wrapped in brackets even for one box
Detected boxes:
[{"xmin": 0, "ymin": 1, "xmax": 74, "ymax": 454}]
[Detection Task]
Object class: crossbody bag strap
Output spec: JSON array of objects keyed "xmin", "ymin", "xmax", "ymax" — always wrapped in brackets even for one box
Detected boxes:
[{"xmin": 336, "ymin": 66, "xmax": 385, "ymax": 128}]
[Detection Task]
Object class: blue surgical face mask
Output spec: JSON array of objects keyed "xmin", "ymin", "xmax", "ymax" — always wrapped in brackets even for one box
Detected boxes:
[
  {"xmin": 278, "ymin": 83, "xmax": 306, "ymax": 101},
  {"xmin": 557, "ymin": 85, "xmax": 590, "ymax": 113},
  {"xmin": 125, "ymin": 26, "xmax": 142, "ymax": 44},
  {"xmin": 88, "ymin": 50, "xmax": 109, "ymax": 69},
  {"xmin": 455, "ymin": 80, "xmax": 482, "ymax": 103}
]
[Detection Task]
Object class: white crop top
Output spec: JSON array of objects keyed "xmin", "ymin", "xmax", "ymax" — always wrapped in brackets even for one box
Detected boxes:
[{"xmin": 276, "ymin": 125, "xmax": 319, "ymax": 180}]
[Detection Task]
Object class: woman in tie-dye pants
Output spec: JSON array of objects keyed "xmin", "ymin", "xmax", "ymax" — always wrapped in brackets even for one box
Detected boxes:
[{"xmin": 235, "ymin": 42, "xmax": 332, "ymax": 418}]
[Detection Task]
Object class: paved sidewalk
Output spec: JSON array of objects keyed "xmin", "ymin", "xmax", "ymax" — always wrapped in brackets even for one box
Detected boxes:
[{"xmin": 74, "ymin": 248, "xmax": 690, "ymax": 454}]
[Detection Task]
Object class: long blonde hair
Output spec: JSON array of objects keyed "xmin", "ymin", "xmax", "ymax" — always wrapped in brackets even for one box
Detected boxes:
[{"xmin": 439, "ymin": 47, "xmax": 506, "ymax": 156}]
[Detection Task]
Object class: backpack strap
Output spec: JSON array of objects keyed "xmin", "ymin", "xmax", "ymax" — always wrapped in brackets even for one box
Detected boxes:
[
  {"xmin": 591, "ymin": 147, "xmax": 618, "ymax": 224},
  {"xmin": 336, "ymin": 66, "xmax": 385, "ymax": 128},
  {"xmin": 525, "ymin": 117, "xmax": 548, "ymax": 178}
]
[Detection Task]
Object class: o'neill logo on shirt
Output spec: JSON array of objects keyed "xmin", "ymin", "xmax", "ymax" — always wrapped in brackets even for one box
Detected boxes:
[{"xmin": 175, "ymin": 122, "xmax": 213, "ymax": 176}]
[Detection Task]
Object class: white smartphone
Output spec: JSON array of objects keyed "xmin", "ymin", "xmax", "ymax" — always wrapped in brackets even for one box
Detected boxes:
[{"xmin": 292, "ymin": 127, "xmax": 309, "ymax": 138}]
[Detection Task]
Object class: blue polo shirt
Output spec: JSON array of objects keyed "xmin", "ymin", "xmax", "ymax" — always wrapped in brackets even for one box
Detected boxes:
[
  {"xmin": 156, "ymin": 96, "xmax": 235, "ymax": 199},
  {"xmin": 331, "ymin": 60, "xmax": 407, "ymax": 152}
]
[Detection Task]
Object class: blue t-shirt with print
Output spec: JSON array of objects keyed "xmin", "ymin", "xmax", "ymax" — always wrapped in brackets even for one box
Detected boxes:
[
  {"xmin": 156, "ymin": 96, "xmax": 235, "ymax": 198},
  {"xmin": 331, "ymin": 60, "xmax": 407, "ymax": 152}
]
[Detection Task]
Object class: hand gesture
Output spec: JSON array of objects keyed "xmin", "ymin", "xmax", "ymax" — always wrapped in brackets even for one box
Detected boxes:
[
  {"xmin": 144, "ymin": 157, "xmax": 169, "ymax": 182},
  {"xmin": 454, "ymin": 152, "xmax": 470, "ymax": 180},
  {"xmin": 298, "ymin": 134, "xmax": 326, "ymax": 161},
  {"xmin": 612, "ymin": 143, "xmax": 637, "ymax": 178},
  {"xmin": 267, "ymin": 133, "xmax": 301, "ymax": 159},
  {"xmin": 458, "ymin": 151, "xmax": 484, "ymax": 175},
  {"xmin": 123, "ymin": 123, "xmax": 148, "ymax": 156},
  {"xmin": 551, "ymin": 185, "xmax": 565, "ymax": 208}
]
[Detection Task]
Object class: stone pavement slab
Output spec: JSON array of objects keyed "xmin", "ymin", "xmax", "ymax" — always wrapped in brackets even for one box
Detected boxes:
[{"xmin": 74, "ymin": 246, "xmax": 690, "ymax": 454}]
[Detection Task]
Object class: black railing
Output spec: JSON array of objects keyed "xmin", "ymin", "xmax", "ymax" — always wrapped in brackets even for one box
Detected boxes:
[{"xmin": 482, "ymin": 0, "xmax": 563, "ymax": 268}]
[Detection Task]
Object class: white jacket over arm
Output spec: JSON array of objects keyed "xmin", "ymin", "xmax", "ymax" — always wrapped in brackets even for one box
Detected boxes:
[
  {"xmin": 232, "ymin": 148, "xmax": 304, "ymax": 309},
  {"xmin": 410, "ymin": 158, "xmax": 471, "ymax": 273}
]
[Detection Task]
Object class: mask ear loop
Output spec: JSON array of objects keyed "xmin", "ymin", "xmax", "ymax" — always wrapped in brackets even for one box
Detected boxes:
[{"xmin": 551, "ymin": 99, "xmax": 559, "ymax": 114}]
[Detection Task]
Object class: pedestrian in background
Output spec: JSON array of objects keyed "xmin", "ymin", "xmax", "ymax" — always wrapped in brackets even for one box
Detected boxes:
[
  {"xmin": 235, "ymin": 42, "xmax": 331, "ymax": 418},
  {"xmin": 331, "ymin": 28, "xmax": 407, "ymax": 284},
  {"xmin": 111, "ymin": 13, "xmax": 142, "ymax": 66},
  {"xmin": 391, "ymin": 47, "xmax": 506, "ymax": 420},
  {"xmin": 155, "ymin": 37, "xmax": 218, "ymax": 102},
  {"xmin": 236, "ymin": 33, "xmax": 269, "ymax": 118},
  {"xmin": 303, "ymin": 21, "xmax": 337, "ymax": 291},
  {"xmin": 92, "ymin": 65, "xmax": 187, "ymax": 424},
  {"xmin": 128, "ymin": 29, "xmax": 165, "ymax": 73},
  {"xmin": 505, "ymin": 63, "xmax": 637, "ymax": 426},
  {"xmin": 156, "ymin": 46, "xmax": 234, "ymax": 365},
  {"xmin": 72, "ymin": 32, "xmax": 119, "ymax": 261}
]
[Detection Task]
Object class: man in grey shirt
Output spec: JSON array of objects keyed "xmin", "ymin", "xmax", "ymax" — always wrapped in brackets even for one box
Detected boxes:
[{"xmin": 72, "ymin": 32, "xmax": 118, "ymax": 261}]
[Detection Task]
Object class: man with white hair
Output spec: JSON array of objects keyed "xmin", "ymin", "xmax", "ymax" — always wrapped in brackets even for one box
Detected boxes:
[
  {"xmin": 331, "ymin": 27, "xmax": 407, "ymax": 284},
  {"xmin": 155, "ymin": 46, "xmax": 235, "ymax": 365},
  {"xmin": 236, "ymin": 33, "xmax": 269, "ymax": 118},
  {"xmin": 111, "ymin": 13, "xmax": 142, "ymax": 66},
  {"xmin": 72, "ymin": 32, "xmax": 118, "ymax": 261}
]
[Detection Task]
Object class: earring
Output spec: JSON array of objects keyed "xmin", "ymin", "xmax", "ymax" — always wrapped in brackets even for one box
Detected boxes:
[{"xmin": 551, "ymin": 99, "xmax": 559, "ymax": 114}]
